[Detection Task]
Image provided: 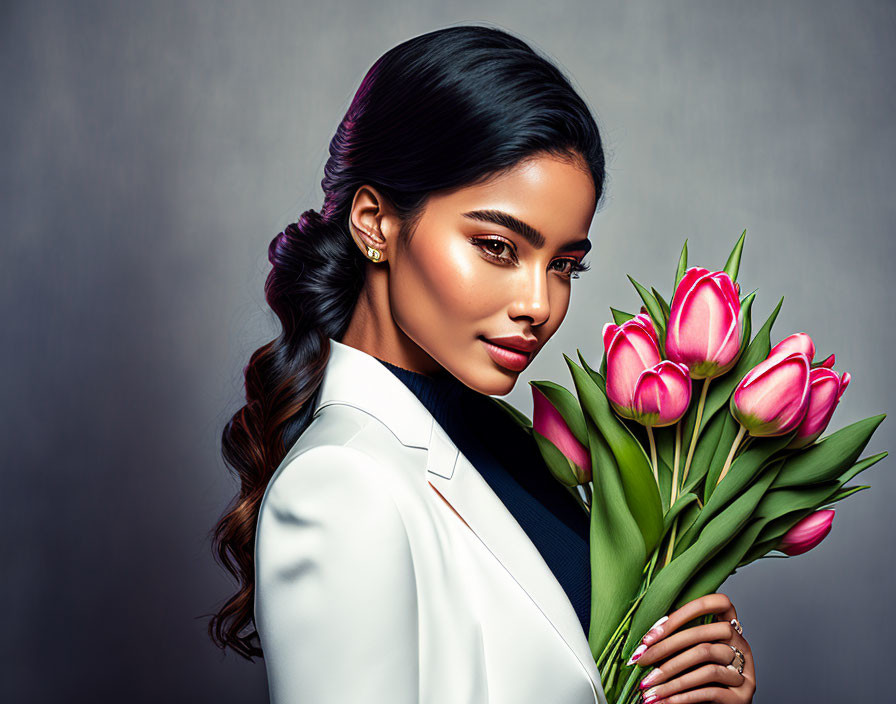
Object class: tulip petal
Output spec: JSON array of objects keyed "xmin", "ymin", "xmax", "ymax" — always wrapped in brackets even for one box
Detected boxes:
[
  {"xmin": 605, "ymin": 319, "xmax": 662, "ymax": 410},
  {"xmin": 769, "ymin": 332, "xmax": 816, "ymax": 363},
  {"xmin": 733, "ymin": 352, "xmax": 811, "ymax": 434},
  {"xmin": 631, "ymin": 361, "xmax": 692, "ymax": 427},
  {"xmin": 779, "ymin": 509, "xmax": 835, "ymax": 556},
  {"xmin": 666, "ymin": 268, "xmax": 742, "ymax": 377},
  {"xmin": 532, "ymin": 386, "xmax": 592, "ymax": 476}
]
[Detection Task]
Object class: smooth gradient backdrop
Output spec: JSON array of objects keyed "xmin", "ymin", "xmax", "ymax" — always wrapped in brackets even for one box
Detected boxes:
[{"xmin": 2, "ymin": 1, "xmax": 893, "ymax": 702}]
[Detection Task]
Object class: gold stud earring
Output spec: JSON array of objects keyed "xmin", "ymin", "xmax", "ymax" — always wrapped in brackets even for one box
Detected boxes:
[{"xmin": 362, "ymin": 228, "xmax": 383, "ymax": 262}]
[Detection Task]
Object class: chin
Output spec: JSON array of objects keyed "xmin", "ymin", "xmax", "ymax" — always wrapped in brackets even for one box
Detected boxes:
[{"xmin": 478, "ymin": 368, "xmax": 520, "ymax": 396}]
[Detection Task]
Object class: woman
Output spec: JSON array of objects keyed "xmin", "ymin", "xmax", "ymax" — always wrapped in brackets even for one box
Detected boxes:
[{"xmin": 209, "ymin": 25, "xmax": 757, "ymax": 704}]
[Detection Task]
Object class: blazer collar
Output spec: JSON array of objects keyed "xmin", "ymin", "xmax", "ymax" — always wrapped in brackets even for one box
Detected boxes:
[{"xmin": 313, "ymin": 338, "xmax": 606, "ymax": 703}]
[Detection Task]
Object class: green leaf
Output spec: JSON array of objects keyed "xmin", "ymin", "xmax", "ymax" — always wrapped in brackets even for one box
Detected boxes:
[
  {"xmin": 651, "ymin": 286, "xmax": 671, "ymax": 321},
  {"xmin": 529, "ymin": 380, "xmax": 589, "ymax": 447},
  {"xmin": 566, "ymin": 355, "xmax": 664, "ymax": 557},
  {"xmin": 834, "ymin": 450, "xmax": 888, "ymax": 486},
  {"xmin": 673, "ymin": 239, "xmax": 688, "ymax": 295},
  {"xmin": 583, "ymin": 416, "xmax": 647, "ymax": 661},
  {"xmin": 771, "ymin": 415, "xmax": 887, "ymax": 488},
  {"xmin": 626, "ymin": 275, "xmax": 667, "ymax": 352},
  {"xmin": 489, "ymin": 397, "xmax": 532, "ymax": 430},
  {"xmin": 699, "ymin": 411, "xmax": 741, "ymax": 503},
  {"xmin": 578, "ymin": 349, "xmax": 606, "ymax": 388},
  {"xmin": 722, "ymin": 229, "xmax": 747, "ymax": 282},
  {"xmin": 738, "ymin": 537, "xmax": 785, "ymax": 566},
  {"xmin": 753, "ymin": 450, "xmax": 887, "ymax": 548},
  {"xmin": 610, "ymin": 307, "xmax": 636, "ymax": 325},
  {"xmin": 652, "ymin": 423, "xmax": 678, "ymax": 479},
  {"xmin": 662, "ymin": 492, "xmax": 699, "ymax": 537},
  {"xmin": 824, "ymin": 484, "xmax": 870, "ymax": 503},
  {"xmin": 621, "ymin": 462, "xmax": 782, "ymax": 663},
  {"xmin": 672, "ymin": 430, "xmax": 797, "ymax": 560},
  {"xmin": 654, "ymin": 452, "xmax": 674, "ymax": 512},
  {"xmin": 676, "ymin": 516, "xmax": 766, "ymax": 606},
  {"xmin": 532, "ymin": 428, "xmax": 583, "ymax": 487}
]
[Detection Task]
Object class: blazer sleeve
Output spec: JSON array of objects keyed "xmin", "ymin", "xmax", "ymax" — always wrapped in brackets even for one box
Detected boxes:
[{"xmin": 255, "ymin": 444, "xmax": 420, "ymax": 703}]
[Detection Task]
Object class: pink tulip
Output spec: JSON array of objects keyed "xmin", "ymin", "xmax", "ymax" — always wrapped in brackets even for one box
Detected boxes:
[
  {"xmin": 730, "ymin": 347, "xmax": 811, "ymax": 436},
  {"xmin": 603, "ymin": 313, "xmax": 662, "ymax": 420},
  {"xmin": 778, "ymin": 509, "xmax": 835, "ymax": 556},
  {"xmin": 603, "ymin": 314, "xmax": 692, "ymax": 426},
  {"xmin": 665, "ymin": 266, "xmax": 743, "ymax": 379},
  {"xmin": 631, "ymin": 360, "xmax": 693, "ymax": 427},
  {"xmin": 786, "ymin": 367, "xmax": 851, "ymax": 449},
  {"xmin": 532, "ymin": 386, "xmax": 592, "ymax": 484}
]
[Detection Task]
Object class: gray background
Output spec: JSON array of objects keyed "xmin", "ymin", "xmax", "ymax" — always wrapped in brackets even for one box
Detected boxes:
[{"xmin": 2, "ymin": 1, "xmax": 893, "ymax": 701}]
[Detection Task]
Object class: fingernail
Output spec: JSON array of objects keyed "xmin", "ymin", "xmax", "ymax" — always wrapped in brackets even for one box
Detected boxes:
[
  {"xmin": 641, "ymin": 689, "xmax": 660, "ymax": 703},
  {"xmin": 626, "ymin": 643, "xmax": 647, "ymax": 666},
  {"xmin": 641, "ymin": 615, "xmax": 669, "ymax": 645},
  {"xmin": 639, "ymin": 668, "xmax": 661, "ymax": 688}
]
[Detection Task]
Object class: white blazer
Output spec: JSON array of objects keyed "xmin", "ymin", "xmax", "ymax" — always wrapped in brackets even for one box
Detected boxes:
[{"xmin": 254, "ymin": 338, "xmax": 609, "ymax": 704}]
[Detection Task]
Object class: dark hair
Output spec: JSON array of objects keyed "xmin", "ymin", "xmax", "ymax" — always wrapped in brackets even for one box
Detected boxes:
[{"xmin": 208, "ymin": 23, "xmax": 608, "ymax": 659}]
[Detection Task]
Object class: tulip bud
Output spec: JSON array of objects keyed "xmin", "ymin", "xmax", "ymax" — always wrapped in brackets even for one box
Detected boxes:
[
  {"xmin": 532, "ymin": 386, "xmax": 592, "ymax": 485},
  {"xmin": 778, "ymin": 509, "xmax": 835, "ymax": 556},
  {"xmin": 631, "ymin": 360, "xmax": 693, "ymax": 428},
  {"xmin": 730, "ymin": 349, "xmax": 811, "ymax": 436},
  {"xmin": 665, "ymin": 267, "xmax": 743, "ymax": 379},
  {"xmin": 786, "ymin": 368, "xmax": 851, "ymax": 449}
]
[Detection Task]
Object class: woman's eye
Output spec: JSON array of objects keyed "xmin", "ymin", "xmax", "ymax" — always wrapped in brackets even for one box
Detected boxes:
[
  {"xmin": 551, "ymin": 259, "xmax": 578, "ymax": 275},
  {"xmin": 473, "ymin": 237, "xmax": 590, "ymax": 279},
  {"xmin": 473, "ymin": 238, "xmax": 515, "ymax": 263}
]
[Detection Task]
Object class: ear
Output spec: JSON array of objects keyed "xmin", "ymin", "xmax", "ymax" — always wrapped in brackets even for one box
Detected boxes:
[{"xmin": 348, "ymin": 184, "xmax": 397, "ymax": 261}]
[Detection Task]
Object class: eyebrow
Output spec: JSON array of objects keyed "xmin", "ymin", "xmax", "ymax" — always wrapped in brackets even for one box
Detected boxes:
[{"xmin": 461, "ymin": 209, "xmax": 592, "ymax": 254}]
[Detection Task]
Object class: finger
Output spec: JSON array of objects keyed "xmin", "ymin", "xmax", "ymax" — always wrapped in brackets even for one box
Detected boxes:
[
  {"xmin": 639, "ymin": 660, "xmax": 745, "ymax": 703},
  {"xmin": 653, "ymin": 685, "xmax": 741, "ymax": 704},
  {"xmin": 636, "ymin": 621, "xmax": 736, "ymax": 668},
  {"xmin": 640, "ymin": 593, "xmax": 737, "ymax": 648},
  {"xmin": 636, "ymin": 641, "xmax": 745, "ymax": 692}
]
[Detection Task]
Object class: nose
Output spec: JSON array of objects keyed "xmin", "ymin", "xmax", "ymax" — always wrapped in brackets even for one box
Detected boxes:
[{"xmin": 508, "ymin": 264, "xmax": 551, "ymax": 327}]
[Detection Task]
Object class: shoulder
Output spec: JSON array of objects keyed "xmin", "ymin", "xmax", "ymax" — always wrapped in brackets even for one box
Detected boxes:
[
  {"xmin": 261, "ymin": 440, "xmax": 397, "ymax": 528},
  {"xmin": 255, "ymin": 434, "xmax": 414, "ymax": 589},
  {"xmin": 259, "ymin": 400, "xmax": 418, "ymax": 522}
]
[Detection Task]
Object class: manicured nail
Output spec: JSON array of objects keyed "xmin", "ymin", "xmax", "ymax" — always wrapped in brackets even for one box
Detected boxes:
[
  {"xmin": 641, "ymin": 687, "xmax": 660, "ymax": 702},
  {"xmin": 626, "ymin": 643, "xmax": 647, "ymax": 666},
  {"xmin": 639, "ymin": 668, "xmax": 661, "ymax": 689},
  {"xmin": 641, "ymin": 615, "xmax": 669, "ymax": 645}
]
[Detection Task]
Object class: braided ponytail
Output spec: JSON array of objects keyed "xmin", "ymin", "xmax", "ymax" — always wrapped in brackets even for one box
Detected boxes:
[{"xmin": 207, "ymin": 209, "xmax": 365, "ymax": 658}]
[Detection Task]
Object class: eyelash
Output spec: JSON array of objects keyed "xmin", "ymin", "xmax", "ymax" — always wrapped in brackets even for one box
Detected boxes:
[{"xmin": 472, "ymin": 236, "xmax": 591, "ymax": 279}]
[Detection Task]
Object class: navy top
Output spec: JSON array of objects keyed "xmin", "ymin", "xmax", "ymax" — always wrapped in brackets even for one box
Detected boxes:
[{"xmin": 374, "ymin": 356, "xmax": 592, "ymax": 638}]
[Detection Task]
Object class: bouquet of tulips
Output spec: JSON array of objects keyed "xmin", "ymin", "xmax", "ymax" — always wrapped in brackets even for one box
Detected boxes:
[{"xmin": 498, "ymin": 231, "xmax": 888, "ymax": 704}]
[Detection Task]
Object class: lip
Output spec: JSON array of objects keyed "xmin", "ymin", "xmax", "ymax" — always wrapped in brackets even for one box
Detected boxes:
[{"xmin": 479, "ymin": 335, "xmax": 536, "ymax": 372}]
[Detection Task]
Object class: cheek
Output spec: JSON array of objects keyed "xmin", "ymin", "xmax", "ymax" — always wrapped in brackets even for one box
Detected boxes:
[{"xmin": 392, "ymin": 236, "xmax": 499, "ymax": 327}]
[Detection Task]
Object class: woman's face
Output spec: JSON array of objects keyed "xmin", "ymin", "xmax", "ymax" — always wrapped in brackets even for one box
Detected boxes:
[{"xmin": 348, "ymin": 152, "xmax": 598, "ymax": 396}]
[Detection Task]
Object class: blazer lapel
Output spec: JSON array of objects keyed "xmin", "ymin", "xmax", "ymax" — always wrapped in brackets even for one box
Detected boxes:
[{"xmin": 313, "ymin": 338, "xmax": 604, "ymax": 700}]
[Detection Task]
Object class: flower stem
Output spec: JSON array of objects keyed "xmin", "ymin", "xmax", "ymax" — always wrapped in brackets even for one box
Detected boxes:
[
  {"xmin": 679, "ymin": 377, "xmax": 711, "ymax": 490},
  {"xmin": 646, "ymin": 426, "xmax": 658, "ymax": 484},
  {"xmin": 716, "ymin": 424, "xmax": 748, "ymax": 487},
  {"xmin": 615, "ymin": 663, "xmax": 647, "ymax": 704}
]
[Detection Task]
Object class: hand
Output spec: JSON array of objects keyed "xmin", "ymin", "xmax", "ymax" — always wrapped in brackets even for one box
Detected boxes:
[{"xmin": 629, "ymin": 592, "xmax": 755, "ymax": 703}]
